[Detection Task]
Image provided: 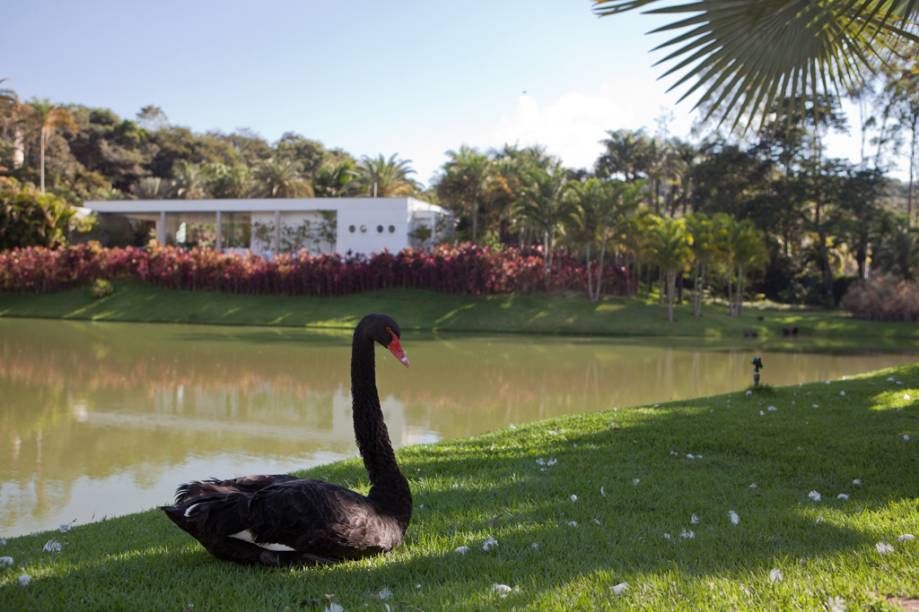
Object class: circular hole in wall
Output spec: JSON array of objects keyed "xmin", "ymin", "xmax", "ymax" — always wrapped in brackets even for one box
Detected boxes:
[
  {"xmin": 348, "ymin": 225, "xmax": 356, "ymax": 233},
  {"xmin": 388, "ymin": 225, "xmax": 395, "ymax": 233},
  {"xmin": 376, "ymin": 225, "xmax": 384, "ymax": 233},
  {"xmin": 359, "ymin": 225, "xmax": 367, "ymax": 233}
]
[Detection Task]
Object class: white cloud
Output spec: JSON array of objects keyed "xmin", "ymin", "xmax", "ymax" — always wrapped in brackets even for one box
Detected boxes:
[{"xmin": 490, "ymin": 79, "xmax": 693, "ymax": 171}]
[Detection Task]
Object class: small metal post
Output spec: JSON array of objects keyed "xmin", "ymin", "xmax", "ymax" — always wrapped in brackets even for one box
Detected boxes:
[
  {"xmin": 215, "ymin": 210, "xmax": 222, "ymax": 252},
  {"xmin": 752, "ymin": 357, "xmax": 764, "ymax": 387},
  {"xmin": 157, "ymin": 210, "xmax": 166, "ymax": 244}
]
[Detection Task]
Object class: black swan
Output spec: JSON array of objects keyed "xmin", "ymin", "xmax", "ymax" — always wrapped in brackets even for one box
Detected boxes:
[{"xmin": 161, "ymin": 313, "xmax": 412, "ymax": 566}]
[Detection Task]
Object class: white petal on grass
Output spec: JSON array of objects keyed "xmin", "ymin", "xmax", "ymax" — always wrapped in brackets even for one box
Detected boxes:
[
  {"xmin": 378, "ymin": 588, "xmax": 392, "ymax": 601},
  {"xmin": 600, "ymin": 486, "xmax": 606, "ymax": 497},
  {"xmin": 812, "ymin": 404, "xmax": 819, "ymax": 408},
  {"xmin": 454, "ymin": 545, "xmax": 470, "ymax": 555},
  {"xmin": 728, "ymin": 510, "xmax": 740, "ymax": 525},
  {"xmin": 492, "ymin": 584, "xmax": 512, "ymax": 598},
  {"xmin": 662, "ymin": 532, "xmax": 672, "ymax": 540},
  {"xmin": 535, "ymin": 458, "xmax": 545, "ymax": 466},
  {"xmin": 852, "ymin": 479, "xmax": 862, "ymax": 486},
  {"xmin": 632, "ymin": 478, "xmax": 640, "ymax": 486},
  {"xmin": 902, "ymin": 434, "xmax": 911, "ymax": 441},
  {"xmin": 570, "ymin": 494, "xmax": 578, "ymax": 502},
  {"xmin": 592, "ymin": 518, "xmax": 602, "ymax": 526},
  {"xmin": 767, "ymin": 406, "xmax": 777, "ymax": 412},
  {"xmin": 837, "ymin": 493, "xmax": 849, "ymax": 500},
  {"xmin": 690, "ymin": 514, "xmax": 700, "ymax": 525},
  {"xmin": 686, "ymin": 453, "xmax": 695, "ymax": 459},
  {"xmin": 611, "ymin": 582, "xmax": 629, "ymax": 595},
  {"xmin": 769, "ymin": 568, "xmax": 783, "ymax": 583},
  {"xmin": 482, "ymin": 537, "xmax": 498, "ymax": 552},
  {"xmin": 547, "ymin": 458, "xmax": 558, "ymax": 466},
  {"xmin": 745, "ymin": 390, "xmax": 753, "ymax": 397},
  {"xmin": 897, "ymin": 534, "xmax": 915, "ymax": 542},
  {"xmin": 816, "ymin": 514, "xmax": 825, "ymax": 525},
  {"xmin": 875, "ymin": 541, "xmax": 894, "ymax": 554},
  {"xmin": 58, "ymin": 523, "xmax": 71, "ymax": 533},
  {"xmin": 826, "ymin": 595, "xmax": 847, "ymax": 612},
  {"xmin": 531, "ymin": 542, "xmax": 540, "ymax": 550},
  {"xmin": 808, "ymin": 490, "xmax": 822, "ymax": 502},
  {"xmin": 759, "ymin": 410, "xmax": 765, "ymax": 416},
  {"xmin": 904, "ymin": 393, "xmax": 911, "ymax": 401},
  {"xmin": 323, "ymin": 604, "xmax": 343, "ymax": 612},
  {"xmin": 749, "ymin": 483, "xmax": 758, "ymax": 489},
  {"xmin": 839, "ymin": 391, "xmax": 846, "ymax": 396},
  {"xmin": 887, "ymin": 376, "xmax": 896, "ymax": 382},
  {"xmin": 43, "ymin": 539, "xmax": 62, "ymax": 553},
  {"xmin": 680, "ymin": 528, "xmax": 695, "ymax": 540},
  {"xmin": 0, "ymin": 556, "xmax": 13, "ymax": 567},
  {"xmin": 18, "ymin": 575, "xmax": 31, "ymax": 587},
  {"xmin": 567, "ymin": 520, "xmax": 578, "ymax": 527}
]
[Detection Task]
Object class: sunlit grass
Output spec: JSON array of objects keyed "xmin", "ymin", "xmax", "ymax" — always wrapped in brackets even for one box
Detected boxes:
[
  {"xmin": 1, "ymin": 282, "xmax": 917, "ymax": 342},
  {"xmin": 1, "ymin": 364, "xmax": 917, "ymax": 609}
]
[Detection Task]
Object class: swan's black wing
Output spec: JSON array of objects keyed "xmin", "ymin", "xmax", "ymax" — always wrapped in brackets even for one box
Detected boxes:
[
  {"xmin": 162, "ymin": 478, "xmax": 405, "ymax": 566},
  {"xmin": 245, "ymin": 479, "xmax": 405, "ymax": 560},
  {"xmin": 174, "ymin": 474, "xmax": 298, "ymax": 504}
]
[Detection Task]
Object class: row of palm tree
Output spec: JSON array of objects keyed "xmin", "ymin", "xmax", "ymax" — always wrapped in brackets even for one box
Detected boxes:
[{"xmin": 132, "ymin": 154, "xmax": 417, "ymax": 201}]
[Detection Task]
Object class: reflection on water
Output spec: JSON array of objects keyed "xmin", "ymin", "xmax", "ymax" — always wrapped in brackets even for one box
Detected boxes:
[{"xmin": 0, "ymin": 318, "xmax": 915, "ymax": 536}]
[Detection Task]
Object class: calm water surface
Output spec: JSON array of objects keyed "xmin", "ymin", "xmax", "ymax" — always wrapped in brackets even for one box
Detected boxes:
[{"xmin": 0, "ymin": 318, "xmax": 915, "ymax": 536}]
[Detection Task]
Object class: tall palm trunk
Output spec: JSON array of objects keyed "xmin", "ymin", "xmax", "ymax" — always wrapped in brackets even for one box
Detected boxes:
[
  {"xmin": 40, "ymin": 127, "xmax": 47, "ymax": 194},
  {"xmin": 665, "ymin": 269, "xmax": 676, "ymax": 322}
]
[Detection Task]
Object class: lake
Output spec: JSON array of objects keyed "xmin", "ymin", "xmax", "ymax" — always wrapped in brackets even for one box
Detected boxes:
[{"xmin": 0, "ymin": 317, "xmax": 915, "ymax": 536}]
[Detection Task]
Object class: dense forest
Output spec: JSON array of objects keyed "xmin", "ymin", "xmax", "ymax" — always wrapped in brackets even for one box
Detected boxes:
[{"xmin": 0, "ymin": 39, "xmax": 916, "ymax": 310}]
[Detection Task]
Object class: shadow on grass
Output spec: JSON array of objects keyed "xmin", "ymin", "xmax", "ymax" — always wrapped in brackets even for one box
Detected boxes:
[{"xmin": 4, "ymin": 367, "xmax": 916, "ymax": 608}]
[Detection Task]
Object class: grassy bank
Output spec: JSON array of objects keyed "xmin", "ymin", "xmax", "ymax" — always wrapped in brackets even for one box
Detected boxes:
[
  {"xmin": 1, "ymin": 364, "xmax": 917, "ymax": 609},
  {"xmin": 1, "ymin": 282, "xmax": 917, "ymax": 340}
]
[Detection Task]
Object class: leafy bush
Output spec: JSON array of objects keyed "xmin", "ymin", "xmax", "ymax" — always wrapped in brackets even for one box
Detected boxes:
[
  {"xmin": 91, "ymin": 278, "xmax": 114, "ymax": 299},
  {"xmin": 0, "ymin": 242, "xmax": 630, "ymax": 297},
  {"xmin": 0, "ymin": 178, "xmax": 89, "ymax": 249},
  {"xmin": 842, "ymin": 276, "xmax": 919, "ymax": 322}
]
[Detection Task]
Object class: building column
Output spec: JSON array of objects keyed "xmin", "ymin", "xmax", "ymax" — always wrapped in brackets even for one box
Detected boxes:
[
  {"xmin": 215, "ymin": 210, "xmax": 222, "ymax": 252},
  {"xmin": 273, "ymin": 210, "xmax": 281, "ymax": 255},
  {"xmin": 157, "ymin": 211, "xmax": 166, "ymax": 244}
]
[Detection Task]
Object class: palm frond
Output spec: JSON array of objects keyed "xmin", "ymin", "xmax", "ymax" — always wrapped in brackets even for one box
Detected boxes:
[{"xmin": 593, "ymin": 0, "xmax": 919, "ymax": 129}]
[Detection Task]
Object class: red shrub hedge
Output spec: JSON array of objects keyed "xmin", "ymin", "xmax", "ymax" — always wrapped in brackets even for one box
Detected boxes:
[{"xmin": 0, "ymin": 243, "xmax": 630, "ymax": 297}]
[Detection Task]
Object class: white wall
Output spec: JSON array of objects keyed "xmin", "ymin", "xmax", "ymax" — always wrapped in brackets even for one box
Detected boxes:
[{"xmin": 336, "ymin": 200, "xmax": 409, "ymax": 255}]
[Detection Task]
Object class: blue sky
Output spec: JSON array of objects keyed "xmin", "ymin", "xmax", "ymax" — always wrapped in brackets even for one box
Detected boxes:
[{"xmin": 3, "ymin": 0, "xmax": 877, "ymax": 184}]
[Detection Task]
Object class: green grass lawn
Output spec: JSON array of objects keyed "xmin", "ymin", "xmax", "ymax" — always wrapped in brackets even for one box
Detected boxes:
[
  {"xmin": 1, "ymin": 364, "xmax": 917, "ymax": 610},
  {"xmin": 1, "ymin": 282, "xmax": 916, "ymax": 340}
]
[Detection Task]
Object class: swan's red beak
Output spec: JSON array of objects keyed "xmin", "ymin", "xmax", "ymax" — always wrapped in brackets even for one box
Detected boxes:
[{"xmin": 387, "ymin": 331, "xmax": 409, "ymax": 367}]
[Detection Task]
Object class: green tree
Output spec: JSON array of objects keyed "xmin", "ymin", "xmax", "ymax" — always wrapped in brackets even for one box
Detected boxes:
[
  {"xmin": 202, "ymin": 162, "xmax": 252, "ymax": 199},
  {"xmin": 25, "ymin": 100, "xmax": 77, "ymax": 193},
  {"xmin": 171, "ymin": 160, "xmax": 210, "ymax": 199},
  {"xmin": 723, "ymin": 217, "xmax": 768, "ymax": 316},
  {"xmin": 516, "ymin": 162, "xmax": 569, "ymax": 274},
  {"xmin": 644, "ymin": 215, "xmax": 693, "ymax": 322},
  {"xmin": 686, "ymin": 212, "xmax": 727, "ymax": 317},
  {"xmin": 313, "ymin": 159, "xmax": 359, "ymax": 197},
  {"xmin": 436, "ymin": 146, "xmax": 491, "ymax": 241},
  {"xmin": 253, "ymin": 158, "xmax": 313, "ymax": 198},
  {"xmin": 0, "ymin": 178, "xmax": 88, "ymax": 248},
  {"xmin": 356, "ymin": 154, "xmax": 416, "ymax": 198}
]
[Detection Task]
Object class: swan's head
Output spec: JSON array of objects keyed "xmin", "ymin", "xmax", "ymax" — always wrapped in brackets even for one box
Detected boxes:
[{"xmin": 362, "ymin": 313, "xmax": 409, "ymax": 367}]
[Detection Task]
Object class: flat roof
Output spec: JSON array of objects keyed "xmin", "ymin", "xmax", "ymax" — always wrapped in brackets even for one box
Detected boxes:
[{"xmin": 84, "ymin": 197, "xmax": 446, "ymax": 214}]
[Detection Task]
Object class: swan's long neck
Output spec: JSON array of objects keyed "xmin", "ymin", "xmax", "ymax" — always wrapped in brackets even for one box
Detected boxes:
[{"xmin": 351, "ymin": 328, "xmax": 411, "ymax": 524}]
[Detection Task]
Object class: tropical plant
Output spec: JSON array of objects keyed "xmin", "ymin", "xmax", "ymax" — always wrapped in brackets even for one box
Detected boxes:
[
  {"xmin": 0, "ymin": 178, "xmax": 87, "ymax": 249},
  {"xmin": 132, "ymin": 176, "xmax": 169, "ymax": 199},
  {"xmin": 25, "ymin": 100, "xmax": 77, "ymax": 193},
  {"xmin": 253, "ymin": 158, "xmax": 313, "ymax": 198},
  {"xmin": 685, "ymin": 212, "xmax": 727, "ymax": 317},
  {"xmin": 644, "ymin": 215, "xmax": 693, "ymax": 321},
  {"xmin": 202, "ymin": 162, "xmax": 252, "ymax": 199},
  {"xmin": 436, "ymin": 146, "xmax": 492, "ymax": 242},
  {"xmin": 516, "ymin": 162, "xmax": 569, "ymax": 274},
  {"xmin": 594, "ymin": 1, "xmax": 919, "ymax": 129},
  {"xmin": 313, "ymin": 160, "xmax": 358, "ymax": 197},
  {"xmin": 722, "ymin": 217, "xmax": 768, "ymax": 316},
  {"xmin": 356, "ymin": 154, "xmax": 416, "ymax": 198},
  {"xmin": 170, "ymin": 160, "xmax": 209, "ymax": 199}
]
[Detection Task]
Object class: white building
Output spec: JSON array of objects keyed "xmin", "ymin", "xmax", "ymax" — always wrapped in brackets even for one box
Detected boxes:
[{"xmin": 84, "ymin": 197, "xmax": 449, "ymax": 256}]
